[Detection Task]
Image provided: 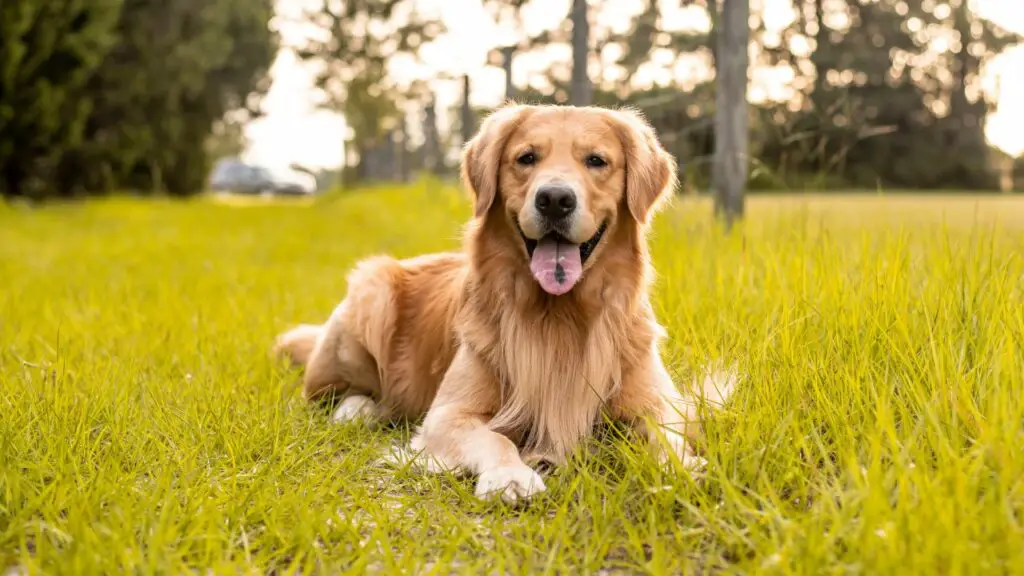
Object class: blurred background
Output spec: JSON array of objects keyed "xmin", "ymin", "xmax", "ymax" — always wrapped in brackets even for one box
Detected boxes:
[{"xmin": 1, "ymin": 0, "xmax": 1022, "ymax": 205}]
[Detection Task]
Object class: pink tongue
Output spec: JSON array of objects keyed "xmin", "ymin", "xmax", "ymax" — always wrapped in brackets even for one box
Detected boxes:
[{"xmin": 529, "ymin": 236, "xmax": 583, "ymax": 295}]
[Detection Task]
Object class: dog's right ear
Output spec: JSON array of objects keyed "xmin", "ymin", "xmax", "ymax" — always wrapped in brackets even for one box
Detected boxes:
[{"xmin": 461, "ymin": 103, "xmax": 532, "ymax": 219}]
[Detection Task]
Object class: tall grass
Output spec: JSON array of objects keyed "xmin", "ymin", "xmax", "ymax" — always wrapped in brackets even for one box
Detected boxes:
[{"xmin": 1, "ymin": 186, "xmax": 1022, "ymax": 573}]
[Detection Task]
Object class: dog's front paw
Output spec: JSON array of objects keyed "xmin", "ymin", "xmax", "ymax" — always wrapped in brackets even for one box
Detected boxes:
[{"xmin": 475, "ymin": 465, "xmax": 546, "ymax": 503}]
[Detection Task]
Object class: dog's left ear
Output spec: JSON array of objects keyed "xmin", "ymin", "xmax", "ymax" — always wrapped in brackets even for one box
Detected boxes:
[
  {"xmin": 461, "ymin": 103, "xmax": 533, "ymax": 219},
  {"xmin": 608, "ymin": 108, "xmax": 678, "ymax": 225}
]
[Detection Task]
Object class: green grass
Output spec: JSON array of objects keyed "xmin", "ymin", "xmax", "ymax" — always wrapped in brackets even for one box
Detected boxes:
[{"xmin": 2, "ymin": 184, "xmax": 1024, "ymax": 574}]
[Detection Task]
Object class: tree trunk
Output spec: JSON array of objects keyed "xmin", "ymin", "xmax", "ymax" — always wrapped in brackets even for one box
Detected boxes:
[
  {"xmin": 501, "ymin": 46, "xmax": 517, "ymax": 101},
  {"xmin": 809, "ymin": 0, "xmax": 830, "ymax": 173},
  {"xmin": 948, "ymin": 2, "xmax": 991, "ymax": 187},
  {"xmin": 707, "ymin": 0, "xmax": 719, "ymax": 72},
  {"xmin": 950, "ymin": 2, "xmax": 972, "ymax": 126},
  {"xmin": 713, "ymin": 0, "xmax": 749, "ymax": 227},
  {"xmin": 2, "ymin": 162, "xmax": 26, "ymax": 199},
  {"xmin": 707, "ymin": 0, "xmax": 720, "ymax": 193},
  {"xmin": 570, "ymin": 0, "xmax": 591, "ymax": 106},
  {"xmin": 811, "ymin": 0, "xmax": 827, "ymax": 111},
  {"xmin": 461, "ymin": 74, "xmax": 475, "ymax": 145}
]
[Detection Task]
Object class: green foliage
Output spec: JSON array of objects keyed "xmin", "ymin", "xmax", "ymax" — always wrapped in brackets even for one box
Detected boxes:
[
  {"xmin": 2, "ymin": 188, "xmax": 1024, "ymax": 571},
  {"xmin": 63, "ymin": 0, "xmax": 279, "ymax": 196},
  {"xmin": 205, "ymin": 117, "xmax": 250, "ymax": 164},
  {"xmin": 297, "ymin": 0, "xmax": 444, "ymax": 175},
  {"xmin": 0, "ymin": 0, "xmax": 278, "ymax": 199},
  {"xmin": 492, "ymin": 0, "xmax": 1020, "ymax": 191},
  {"xmin": 0, "ymin": 0, "xmax": 123, "ymax": 198},
  {"xmin": 757, "ymin": 0, "xmax": 1021, "ymax": 190}
]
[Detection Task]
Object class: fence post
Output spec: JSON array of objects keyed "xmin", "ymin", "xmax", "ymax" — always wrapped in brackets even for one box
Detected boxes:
[
  {"xmin": 381, "ymin": 131, "xmax": 396, "ymax": 182},
  {"xmin": 397, "ymin": 122, "xmax": 411, "ymax": 182},
  {"xmin": 423, "ymin": 99, "xmax": 441, "ymax": 175}
]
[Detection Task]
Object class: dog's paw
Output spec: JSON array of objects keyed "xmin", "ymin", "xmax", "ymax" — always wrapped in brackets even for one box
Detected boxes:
[
  {"xmin": 654, "ymin": 432, "xmax": 708, "ymax": 476},
  {"xmin": 475, "ymin": 465, "xmax": 546, "ymax": 504},
  {"xmin": 378, "ymin": 444, "xmax": 459, "ymax": 475},
  {"xmin": 681, "ymin": 453, "xmax": 708, "ymax": 473},
  {"xmin": 332, "ymin": 395, "xmax": 378, "ymax": 424}
]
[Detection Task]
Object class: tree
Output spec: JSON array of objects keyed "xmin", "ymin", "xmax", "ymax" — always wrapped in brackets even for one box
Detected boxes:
[
  {"xmin": 68, "ymin": 0, "xmax": 278, "ymax": 195},
  {"xmin": 481, "ymin": 1, "xmax": 717, "ymax": 191},
  {"xmin": 0, "ymin": 0, "xmax": 122, "ymax": 199},
  {"xmin": 1, "ymin": 0, "xmax": 277, "ymax": 199},
  {"xmin": 297, "ymin": 0, "xmax": 444, "ymax": 182},
  {"xmin": 939, "ymin": 0, "xmax": 1018, "ymax": 188},
  {"xmin": 714, "ymin": 0, "xmax": 750, "ymax": 224},
  {"xmin": 483, "ymin": 0, "xmax": 531, "ymax": 100},
  {"xmin": 756, "ymin": 0, "xmax": 1020, "ymax": 190},
  {"xmin": 205, "ymin": 116, "xmax": 250, "ymax": 162}
]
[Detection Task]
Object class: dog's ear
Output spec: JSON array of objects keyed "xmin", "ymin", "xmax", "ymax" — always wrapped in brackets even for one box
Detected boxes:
[
  {"xmin": 608, "ymin": 108, "xmax": 678, "ymax": 225},
  {"xmin": 461, "ymin": 103, "xmax": 532, "ymax": 219}
]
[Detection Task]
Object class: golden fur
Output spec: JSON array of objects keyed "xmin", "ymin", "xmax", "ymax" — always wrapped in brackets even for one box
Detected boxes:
[{"xmin": 274, "ymin": 104, "xmax": 732, "ymax": 502}]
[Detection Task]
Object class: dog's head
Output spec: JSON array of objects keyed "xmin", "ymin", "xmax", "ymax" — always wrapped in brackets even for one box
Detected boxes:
[{"xmin": 461, "ymin": 104, "xmax": 677, "ymax": 296}]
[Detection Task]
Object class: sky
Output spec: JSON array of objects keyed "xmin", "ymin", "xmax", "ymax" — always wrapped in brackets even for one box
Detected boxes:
[{"xmin": 243, "ymin": 0, "xmax": 1024, "ymax": 171}]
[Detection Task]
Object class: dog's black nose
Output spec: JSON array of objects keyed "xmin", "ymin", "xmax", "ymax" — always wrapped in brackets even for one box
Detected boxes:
[{"xmin": 535, "ymin": 186, "xmax": 577, "ymax": 220}]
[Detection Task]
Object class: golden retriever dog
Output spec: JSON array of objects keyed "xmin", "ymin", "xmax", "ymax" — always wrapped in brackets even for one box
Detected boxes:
[{"xmin": 274, "ymin": 104, "xmax": 734, "ymax": 503}]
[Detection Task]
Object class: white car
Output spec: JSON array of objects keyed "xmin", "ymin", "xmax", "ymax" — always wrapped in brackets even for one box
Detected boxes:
[{"xmin": 210, "ymin": 160, "xmax": 318, "ymax": 196}]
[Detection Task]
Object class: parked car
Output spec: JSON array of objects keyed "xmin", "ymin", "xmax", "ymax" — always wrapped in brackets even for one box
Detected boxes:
[{"xmin": 209, "ymin": 159, "xmax": 317, "ymax": 196}]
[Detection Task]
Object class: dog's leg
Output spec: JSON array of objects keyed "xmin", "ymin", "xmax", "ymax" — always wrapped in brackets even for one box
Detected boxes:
[
  {"xmin": 301, "ymin": 303, "xmax": 382, "ymax": 409},
  {"xmin": 301, "ymin": 322, "xmax": 347, "ymax": 402},
  {"xmin": 410, "ymin": 346, "xmax": 546, "ymax": 503},
  {"xmin": 611, "ymin": 349, "xmax": 708, "ymax": 472},
  {"xmin": 648, "ymin": 371, "xmax": 708, "ymax": 472}
]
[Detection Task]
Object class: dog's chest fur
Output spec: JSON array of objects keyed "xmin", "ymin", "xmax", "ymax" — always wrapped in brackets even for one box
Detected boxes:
[
  {"xmin": 459, "ymin": 217, "xmax": 657, "ymax": 463},
  {"xmin": 464, "ymin": 288, "xmax": 644, "ymax": 463}
]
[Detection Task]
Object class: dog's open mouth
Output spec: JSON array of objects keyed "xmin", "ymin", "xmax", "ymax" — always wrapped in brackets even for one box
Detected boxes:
[{"xmin": 520, "ymin": 220, "xmax": 608, "ymax": 296}]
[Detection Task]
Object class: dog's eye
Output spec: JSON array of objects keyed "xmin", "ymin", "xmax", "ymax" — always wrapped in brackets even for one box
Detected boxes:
[
  {"xmin": 585, "ymin": 155, "xmax": 607, "ymax": 168},
  {"xmin": 517, "ymin": 152, "xmax": 536, "ymax": 166}
]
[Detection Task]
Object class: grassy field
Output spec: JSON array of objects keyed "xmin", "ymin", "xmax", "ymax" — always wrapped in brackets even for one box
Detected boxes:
[{"xmin": 2, "ymin": 185, "xmax": 1024, "ymax": 574}]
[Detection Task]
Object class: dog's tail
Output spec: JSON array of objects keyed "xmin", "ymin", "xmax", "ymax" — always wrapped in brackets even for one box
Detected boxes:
[{"xmin": 273, "ymin": 324, "xmax": 324, "ymax": 367}]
